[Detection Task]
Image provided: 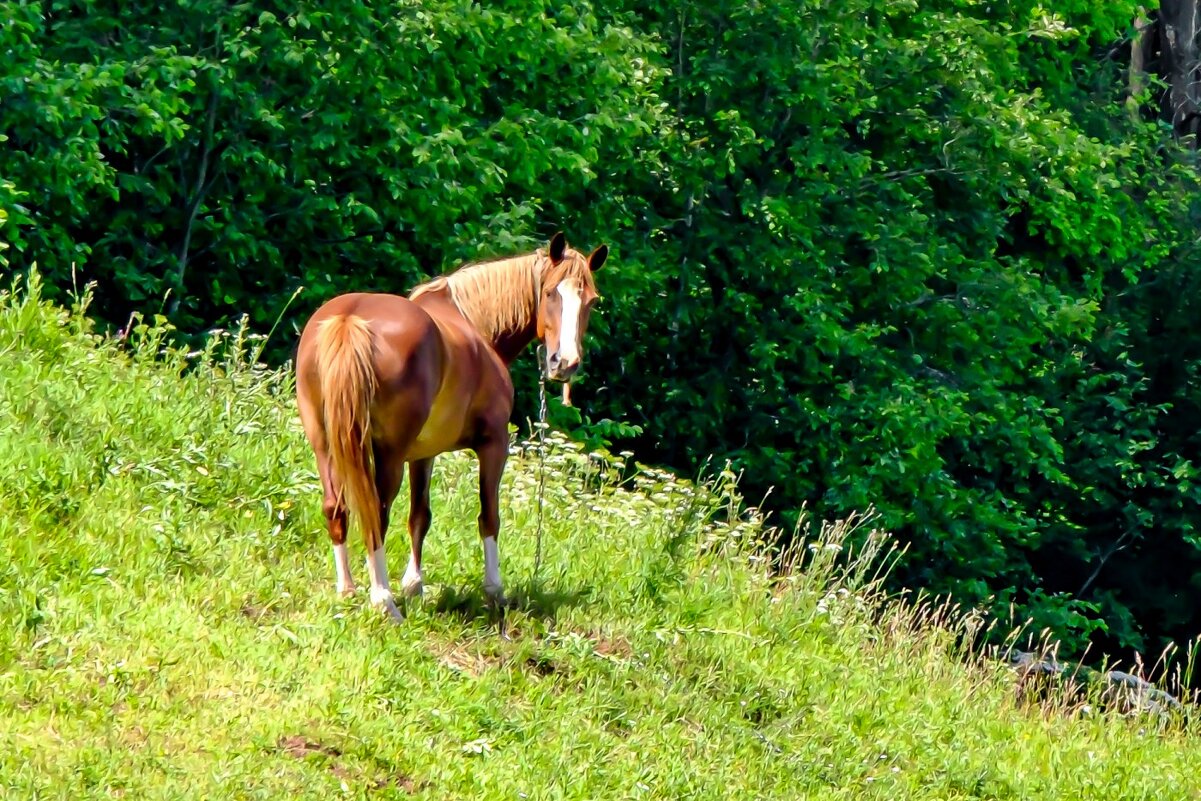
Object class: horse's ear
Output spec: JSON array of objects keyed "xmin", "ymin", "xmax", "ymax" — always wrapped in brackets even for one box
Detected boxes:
[
  {"xmin": 549, "ymin": 232, "xmax": 567, "ymax": 264},
  {"xmin": 588, "ymin": 244, "xmax": 609, "ymax": 272}
]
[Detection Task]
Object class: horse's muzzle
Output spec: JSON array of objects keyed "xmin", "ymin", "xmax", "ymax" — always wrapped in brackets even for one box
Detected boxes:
[{"xmin": 546, "ymin": 352, "xmax": 580, "ymax": 382}]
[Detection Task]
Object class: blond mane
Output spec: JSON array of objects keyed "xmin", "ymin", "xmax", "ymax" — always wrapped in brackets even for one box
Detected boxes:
[{"xmin": 410, "ymin": 248, "xmax": 595, "ymax": 341}]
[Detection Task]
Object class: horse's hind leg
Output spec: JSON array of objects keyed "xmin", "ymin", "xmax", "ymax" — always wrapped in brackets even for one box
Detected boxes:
[
  {"xmin": 402, "ymin": 457, "xmax": 434, "ymax": 598},
  {"xmin": 299, "ymin": 391, "xmax": 356, "ymax": 596},
  {"xmin": 321, "ymin": 463, "xmax": 355, "ymax": 597},
  {"xmin": 363, "ymin": 446, "xmax": 407, "ymax": 621}
]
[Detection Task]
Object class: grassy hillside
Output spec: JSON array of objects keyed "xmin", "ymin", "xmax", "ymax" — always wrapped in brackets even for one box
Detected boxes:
[{"xmin": 0, "ymin": 272, "xmax": 1198, "ymax": 800}]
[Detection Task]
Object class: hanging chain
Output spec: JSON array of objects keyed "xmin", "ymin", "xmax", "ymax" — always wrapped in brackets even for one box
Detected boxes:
[
  {"xmin": 532, "ymin": 343, "xmax": 549, "ymax": 581},
  {"xmin": 530, "ymin": 254, "xmax": 551, "ymax": 584}
]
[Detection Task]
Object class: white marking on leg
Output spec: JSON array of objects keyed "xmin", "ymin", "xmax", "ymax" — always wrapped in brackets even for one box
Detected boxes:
[
  {"xmin": 483, "ymin": 536, "xmax": 503, "ymax": 601},
  {"xmin": 401, "ymin": 552, "xmax": 423, "ymax": 598},
  {"xmin": 556, "ymin": 282, "xmax": 582, "ymax": 364},
  {"xmin": 333, "ymin": 542, "xmax": 354, "ymax": 595},
  {"xmin": 365, "ymin": 544, "xmax": 403, "ymax": 621}
]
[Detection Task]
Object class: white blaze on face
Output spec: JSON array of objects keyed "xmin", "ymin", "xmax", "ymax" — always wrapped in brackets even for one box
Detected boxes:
[{"xmin": 556, "ymin": 280, "xmax": 583, "ymax": 364}]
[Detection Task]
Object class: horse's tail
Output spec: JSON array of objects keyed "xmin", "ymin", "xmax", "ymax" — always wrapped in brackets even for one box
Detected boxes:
[{"xmin": 314, "ymin": 314, "xmax": 382, "ymax": 553}]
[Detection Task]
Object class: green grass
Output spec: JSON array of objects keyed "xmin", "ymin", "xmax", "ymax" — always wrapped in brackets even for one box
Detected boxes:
[{"xmin": 1, "ymin": 271, "xmax": 1198, "ymax": 800}]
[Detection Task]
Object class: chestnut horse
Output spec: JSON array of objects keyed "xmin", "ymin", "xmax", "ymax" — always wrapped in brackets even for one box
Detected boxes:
[{"xmin": 295, "ymin": 233, "xmax": 608, "ymax": 621}]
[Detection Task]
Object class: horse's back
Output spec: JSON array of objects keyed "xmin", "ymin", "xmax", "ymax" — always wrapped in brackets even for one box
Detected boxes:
[
  {"xmin": 306, "ymin": 289, "xmax": 425, "ymax": 356},
  {"xmin": 301, "ymin": 292, "xmax": 426, "ymax": 338}
]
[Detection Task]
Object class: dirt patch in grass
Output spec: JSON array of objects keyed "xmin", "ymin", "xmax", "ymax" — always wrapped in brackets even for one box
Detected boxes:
[
  {"xmin": 278, "ymin": 735, "xmax": 340, "ymax": 759},
  {"xmin": 589, "ymin": 631, "xmax": 633, "ymax": 661},
  {"xmin": 525, "ymin": 654, "xmax": 557, "ymax": 676},
  {"xmin": 367, "ymin": 772, "xmax": 424, "ymax": 793},
  {"xmin": 278, "ymin": 735, "xmax": 426, "ymax": 794},
  {"xmin": 549, "ymin": 627, "xmax": 635, "ymax": 661},
  {"xmin": 240, "ymin": 603, "xmax": 271, "ymax": 622},
  {"xmin": 434, "ymin": 643, "xmax": 503, "ymax": 677},
  {"xmin": 428, "ymin": 625, "xmax": 632, "ymax": 683},
  {"xmin": 429, "ymin": 635, "xmax": 578, "ymax": 681}
]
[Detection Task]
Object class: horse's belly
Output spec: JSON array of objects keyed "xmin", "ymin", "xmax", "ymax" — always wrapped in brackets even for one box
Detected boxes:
[{"xmin": 408, "ymin": 396, "xmax": 471, "ymax": 460}]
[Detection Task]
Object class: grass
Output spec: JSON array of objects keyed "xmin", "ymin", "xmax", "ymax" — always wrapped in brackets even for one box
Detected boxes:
[{"xmin": 1, "ymin": 270, "xmax": 1199, "ymax": 800}]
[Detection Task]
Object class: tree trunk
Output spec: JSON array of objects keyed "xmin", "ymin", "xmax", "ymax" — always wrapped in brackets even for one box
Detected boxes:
[
  {"xmin": 1159, "ymin": 0, "xmax": 1201, "ymax": 142},
  {"xmin": 1129, "ymin": 7, "xmax": 1155, "ymax": 121}
]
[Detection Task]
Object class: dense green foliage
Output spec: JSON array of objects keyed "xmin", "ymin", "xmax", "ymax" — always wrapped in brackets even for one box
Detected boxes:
[
  {"xmin": 2, "ymin": 277, "xmax": 1200, "ymax": 798},
  {"xmin": 589, "ymin": 0, "xmax": 1201, "ymax": 660},
  {"xmin": 0, "ymin": 0, "xmax": 660, "ymax": 317},
  {"xmin": 2, "ymin": 0, "xmax": 1199, "ymax": 663}
]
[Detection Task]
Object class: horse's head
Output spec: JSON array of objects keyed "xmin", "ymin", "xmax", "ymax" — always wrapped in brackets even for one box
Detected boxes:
[{"xmin": 536, "ymin": 232, "xmax": 608, "ymax": 382}]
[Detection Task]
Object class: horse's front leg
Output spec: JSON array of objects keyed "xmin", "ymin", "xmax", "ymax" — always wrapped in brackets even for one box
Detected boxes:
[{"xmin": 475, "ymin": 436, "xmax": 509, "ymax": 605}]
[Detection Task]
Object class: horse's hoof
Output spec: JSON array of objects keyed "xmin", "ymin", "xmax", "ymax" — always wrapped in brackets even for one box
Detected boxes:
[
  {"xmin": 337, "ymin": 585, "xmax": 357, "ymax": 599},
  {"xmin": 401, "ymin": 575, "xmax": 424, "ymax": 599},
  {"xmin": 377, "ymin": 599, "xmax": 405, "ymax": 623},
  {"xmin": 488, "ymin": 597, "xmax": 511, "ymax": 640},
  {"xmin": 484, "ymin": 587, "xmax": 507, "ymax": 609},
  {"xmin": 370, "ymin": 588, "xmax": 405, "ymax": 623}
]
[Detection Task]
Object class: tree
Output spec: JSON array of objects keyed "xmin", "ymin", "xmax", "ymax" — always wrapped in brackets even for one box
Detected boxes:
[{"xmin": 0, "ymin": 0, "xmax": 667, "ymax": 335}]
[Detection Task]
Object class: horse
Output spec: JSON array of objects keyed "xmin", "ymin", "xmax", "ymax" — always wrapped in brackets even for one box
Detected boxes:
[{"xmin": 294, "ymin": 232, "xmax": 608, "ymax": 621}]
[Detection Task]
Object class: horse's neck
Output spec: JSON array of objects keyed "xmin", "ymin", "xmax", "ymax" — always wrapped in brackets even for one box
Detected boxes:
[
  {"xmin": 489, "ymin": 318, "xmax": 538, "ymax": 365},
  {"xmin": 462, "ymin": 255, "xmax": 543, "ymax": 364},
  {"xmin": 414, "ymin": 283, "xmax": 538, "ymax": 366}
]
